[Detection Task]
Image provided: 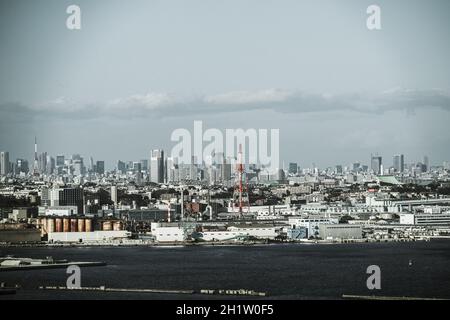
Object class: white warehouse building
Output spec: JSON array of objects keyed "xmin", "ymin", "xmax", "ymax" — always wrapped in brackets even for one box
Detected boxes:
[
  {"xmin": 150, "ymin": 223, "xmax": 187, "ymax": 242},
  {"xmin": 288, "ymin": 217, "xmax": 339, "ymax": 238},
  {"xmin": 48, "ymin": 230, "xmax": 130, "ymax": 243}
]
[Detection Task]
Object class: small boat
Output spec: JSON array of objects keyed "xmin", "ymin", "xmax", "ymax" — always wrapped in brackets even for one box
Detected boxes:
[{"xmin": 0, "ymin": 282, "xmax": 18, "ymax": 295}]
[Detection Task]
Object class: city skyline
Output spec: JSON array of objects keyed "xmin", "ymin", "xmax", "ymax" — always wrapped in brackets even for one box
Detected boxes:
[{"xmin": 0, "ymin": 137, "xmax": 440, "ymax": 174}]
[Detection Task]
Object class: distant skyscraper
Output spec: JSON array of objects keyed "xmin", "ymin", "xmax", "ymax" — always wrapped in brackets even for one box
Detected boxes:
[
  {"xmin": 371, "ymin": 155, "xmax": 382, "ymax": 175},
  {"xmin": 96, "ymin": 161, "xmax": 105, "ymax": 175},
  {"xmin": 117, "ymin": 160, "xmax": 126, "ymax": 174},
  {"xmin": 72, "ymin": 160, "xmax": 84, "ymax": 176},
  {"xmin": 56, "ymin": 155, "xmax": 65, "ymax": 166},
  {"xmin": 15, "ymin": 159, "xmax": 29, "ymax": 174},
  {"xmin": 166, "ymin": 157, "xmax": 178, "ymax": 183},
  {"xmin": 38, "ymin": 152, "xmax": 47, "ymax": 174},
  {"xmin": 46, "ymin": 155, "xmax": 55, "ymax": 175},
  {"xmin": 89, "ymin": 157, "xmax": 95, "ymax": 172},
  {"xmin": 424, "ymin": 155, "xmax": 430, "ymax": 172},
  {"xmin": 33, "ymin": 136, "xmax": 39, "ymax": 175},
  {"xmin": 111, "ymin": 186, "xmax": 118, "ymax": 205},
  {"xmin": 133, "ymin": 162, "xmax": 142, "ymax": 185},
  {"xmin": 189, "ymin": 156, "xmax": 198, "ymax": 181},
  {"xmin": 288, "ymin": 162, "xmax": 298, "ymax": 174},
  {"xmin": 140, "ymin": 159, "xmax": 149, "ymax": 171},
  {"xmin": 335, "ymin": 165, "xmax": 343, "ymax": 174},
  {"xmin": 393, "ymin": 154, "xmax": 405, "ymax": 173},
  {"xmin": 0, "ymin": 151, "xmax": 10, "ymax": 175},
  {"xmin": 150, "ymin": 149, "xmax": 164, "ymax": 183},
  {"xmin": 72, "ymin": 154, "xmax": 82, "ymax": 161},
  {"xmin": 222, "ymin": 157, "xmax": 232, "ymax": 182}
]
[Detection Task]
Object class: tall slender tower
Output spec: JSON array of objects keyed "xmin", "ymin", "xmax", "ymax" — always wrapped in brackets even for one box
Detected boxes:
[
  {"xmin": 33, "ymin": 136, "xmax": 39, "ymax": 176},
  {"xmin": 233, "ymin": 144, "xmax": 249, "ymax": 218}
]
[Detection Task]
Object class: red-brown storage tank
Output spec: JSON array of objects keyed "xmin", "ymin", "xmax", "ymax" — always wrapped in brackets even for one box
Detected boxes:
[
  {"xmin": 63, "ymin": 218, "xmax": 70, "ymax": 232},
  {"xmin": 55, "ymin": 218, "xmax": 63, "ymax": 232},
  {"xmin": 70, "ymin": 218, "xmax": 78, "ymax": 232},
  {"xmin": 102, "ymin": 221, "xmax": 113, "ymax": 231},
  {"xmin": 78, "ymin": 218, "xmax": 86, "ymax": 232},
  {"xmin": 85, "ymin": 219, "xmax": 92, "ymax": 232},
  {"xmin": 113, "ymin": 221, "xmax": 123, "ymax": 231},
  {"xmin": 46, "ymin": 218, "xmax": 55, "ymax": 233}
]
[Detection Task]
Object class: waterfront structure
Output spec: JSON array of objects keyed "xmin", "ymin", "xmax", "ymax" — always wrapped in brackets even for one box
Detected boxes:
[
  {"xmin": 319, "ymin": 224, "xmax": 363, "ymax": 240},
  {"xmin": 400, "ymin": 212, "xmax": 450, "ymax": 226},
  {"xmin": 47, "ymin": 230, "xmax": 130, "ymax": 243},
  {"xmin": 288, "ymin": 217, "xmax": 339, "ymax": 238},
  {"xmin": 151, "ymin": 225, "xmax": 186, "ymax": 242},
  {"xmin": 287, "ymin": 227, "xmax": 308, "ymax": 240}
]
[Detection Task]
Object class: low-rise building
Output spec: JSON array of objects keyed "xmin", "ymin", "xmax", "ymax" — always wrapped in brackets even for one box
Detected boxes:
[
  {"xmin": 44, "ymin": 206, "xmax": 78, "ymax": 216},
  {"xmin": 47, "ymin": 230, "xmax": 130, "ymax": 242},
  {"xmin": 400, "ymin": 212, "xmax": 450, "ymax": 226},
  {"xmin": 319, "ymin": 224, "xmax": 363, "ymax": 240},
  {"xmin": 288, "ymin": 217, "xmax": 339, "ymax": 238}
]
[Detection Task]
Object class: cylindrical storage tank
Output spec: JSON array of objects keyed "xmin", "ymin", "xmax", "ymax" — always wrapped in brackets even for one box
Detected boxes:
[
  {"xmin": 55, "ymin": 218, "xmax": 63, "ymax": 233},
  {"xmin": 70, "ymin": 218, "xmax": 78, "ymax": 232},
  {"xmin": 38, "ymin": 218, "xmax": 46, "ymax": 236},
  {"xmin": 85, "ymin": 219, "xmax": 92, "ymax": 232},
  {"xmin": 113, "ymin": 221, "xmax": 123, "ymax": 231},
  {"xmin": 63, "ymin": 218, "xmax": 70, "ymax": 232},
  {"xmin": 102, "ymin": 221, "xmax": 113, "ymax": 231},
  {"xmin": 78, "ymin": 218, "xmax": 86, "ymax": 232},
  {"xmin": 47, "ymin": 218, "xmax": 55, "ymax": 233}
]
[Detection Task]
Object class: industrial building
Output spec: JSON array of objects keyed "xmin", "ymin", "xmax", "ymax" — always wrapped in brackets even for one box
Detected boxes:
[
  {"xmin": 0, "ymin": 224, "xmax": 41, "ymax": 243},
  {"xmin": 43, "ymin": 206, "xmax": 78, "ymax": 216},
  {"xmin": 319, "ymin": 224, "xmax": 363, "ymax": 240},
  {"xmin": 151, "ymin": 226, "xmax": 186, "ymax": 242},
  {"xmin": 288, "ymin": 217, "xmax": 339, "ymax": 238},
  {"xmin": 286, "ymin": 227, "xmax": 308, "ymax": 240},
  {"xmin": 47, "ymin": 230, "xmax": 130, "ymax": 243},
  {"xmin": 400, "ymin": 212, "xmax": 450, "ymax": 226}
]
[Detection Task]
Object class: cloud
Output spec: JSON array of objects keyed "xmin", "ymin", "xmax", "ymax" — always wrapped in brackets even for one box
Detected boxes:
[{"xmin": 1, "ymin": 88, "xmax": 450, "ymax": 122}]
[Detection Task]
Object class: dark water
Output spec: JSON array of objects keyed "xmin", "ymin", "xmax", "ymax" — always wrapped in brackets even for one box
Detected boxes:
[{"xmin": 1, "ymin": 240, "xmax": 450, "ymax": 300}]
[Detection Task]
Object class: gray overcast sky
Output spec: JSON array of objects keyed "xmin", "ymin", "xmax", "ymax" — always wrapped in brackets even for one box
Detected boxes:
[{"xmin": 1, "ymin": 0, "xmax": 450, "ymax": 169}]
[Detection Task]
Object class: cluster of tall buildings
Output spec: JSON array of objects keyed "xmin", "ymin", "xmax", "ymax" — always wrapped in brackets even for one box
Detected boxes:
[
  {"xmin": 0, "ymin": 139, "xmax": 443, "ymax": 183},
  {"xmin": 369, "ymin": 154, "xmax": 430, "ymax": 176},
  {"xmin": 117, "ymin": 149, "xmax": 234, "ymax": 184}
]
